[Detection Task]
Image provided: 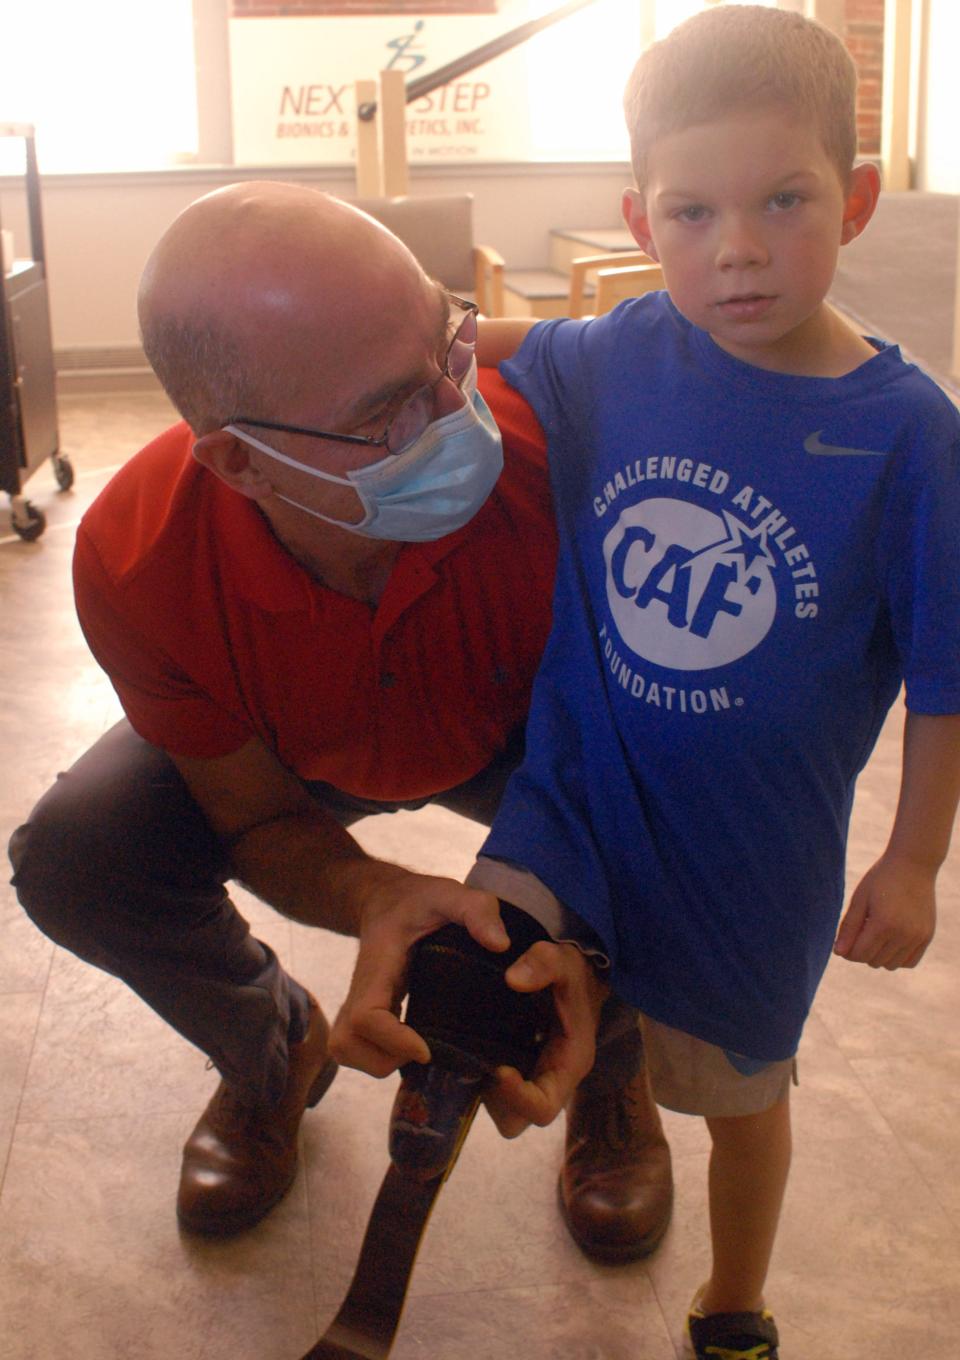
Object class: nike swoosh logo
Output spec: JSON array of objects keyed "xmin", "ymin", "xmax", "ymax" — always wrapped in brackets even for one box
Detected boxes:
[{"xmin": 804, "ymin": 431, "xmax": 888, "ymax": 457}]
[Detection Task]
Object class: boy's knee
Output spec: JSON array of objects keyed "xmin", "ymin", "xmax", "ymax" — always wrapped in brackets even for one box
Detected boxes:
[{"xmin": 705, "ymin": 1092, "xmax": 792, "ymax": 1148}]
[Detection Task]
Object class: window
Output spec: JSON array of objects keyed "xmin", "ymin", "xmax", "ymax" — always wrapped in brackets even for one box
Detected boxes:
[{"xmin": 0, "ymin": 0, "xmax": 197, "ymax": 174}]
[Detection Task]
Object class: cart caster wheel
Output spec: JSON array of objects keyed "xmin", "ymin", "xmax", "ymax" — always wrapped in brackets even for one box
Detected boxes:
[
  {"xmin": 52, "ymin": 454, "xmax": 75, "ymax": 491},
  {"xmin": 12, "ymin": 501, "xmax": 46, "ymax": 542}
]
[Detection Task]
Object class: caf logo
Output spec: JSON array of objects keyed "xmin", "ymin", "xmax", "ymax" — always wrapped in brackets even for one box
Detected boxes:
[{"xmin": 604, "ymin": 498, "xmax": 777, "ymax": 671}]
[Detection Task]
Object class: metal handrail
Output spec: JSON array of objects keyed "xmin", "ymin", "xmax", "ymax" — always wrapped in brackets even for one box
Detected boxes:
[{"xmin": 357, "ymin": 0, "xmax": 603, "ymax": 121}]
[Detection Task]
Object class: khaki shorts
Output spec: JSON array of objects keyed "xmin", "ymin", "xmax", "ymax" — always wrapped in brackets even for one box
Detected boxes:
[{"xmin": 467, "ymin": 855, "xmax": 798, "ymax": 1119}]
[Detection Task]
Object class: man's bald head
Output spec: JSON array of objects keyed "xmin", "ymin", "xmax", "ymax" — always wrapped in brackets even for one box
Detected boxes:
[{"xmin": 138, "ymin": 182, "xmax": 432, "ymax": 434}]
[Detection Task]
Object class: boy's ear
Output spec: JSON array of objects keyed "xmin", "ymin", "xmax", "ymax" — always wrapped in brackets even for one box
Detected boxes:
[
  {"xmin": 840, "ymin": 162, "xmax": 881, "ymax": 246},
  {"xmin": 192, "ymin": 430, "xmax": 275, "ymax": 502},
  {"xmin": 621, "ymin": 188, "xmax": 659, "ymax": 262}
]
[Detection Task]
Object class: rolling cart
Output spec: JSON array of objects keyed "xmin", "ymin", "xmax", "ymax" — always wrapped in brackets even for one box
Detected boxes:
[{"xmin": 0, "ymin": 122, "xmax": 73, "ymax": 541}]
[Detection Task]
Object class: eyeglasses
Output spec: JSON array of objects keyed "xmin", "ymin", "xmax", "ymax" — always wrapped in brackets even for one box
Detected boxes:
[{"xmin": 229, "ymin": 294, "xmax": 478, "ymax": 458}]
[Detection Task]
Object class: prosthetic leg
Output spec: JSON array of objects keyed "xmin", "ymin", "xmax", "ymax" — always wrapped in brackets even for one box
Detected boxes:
[{"xmin": 301, "ymin": 905, "xmax": 554, "ymax": 1360}]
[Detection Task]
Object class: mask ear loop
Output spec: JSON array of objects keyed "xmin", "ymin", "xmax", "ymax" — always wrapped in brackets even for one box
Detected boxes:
[
  {"xmin": 223, "ymin": 376, "xmax": 491, "ymax": 538},
  {"xmin": 222, "ymin": 425, "xmax": 377, "ymax": 531},
  {"xmin": 222, "ymin": 425, "xmax": 358, "ymax": 487}
]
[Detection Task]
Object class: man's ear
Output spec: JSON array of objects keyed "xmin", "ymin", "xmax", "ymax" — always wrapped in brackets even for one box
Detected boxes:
[
  {"xmin": 622, "ymin": 188, "xmax": 659, "ymax": 262},
  {"xmin": 192, "ymin": 430, "xmax": 274, "ymax": 502},
  {"xmin": 840, "ymin": 162, "xmax": 881, "ymax": 246}
]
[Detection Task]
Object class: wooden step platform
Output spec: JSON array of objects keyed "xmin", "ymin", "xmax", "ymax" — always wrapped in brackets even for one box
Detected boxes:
[
  {"xmin": 502, "ymin": 226, "xmax": 640, "ymax": 319},
  {"xmin": 549, "ymin": 226, "xmax": 636, "ymax": 275},
  {"xmin": 501, "ymin": 269, "xmax": 583, "ymax": 319}
]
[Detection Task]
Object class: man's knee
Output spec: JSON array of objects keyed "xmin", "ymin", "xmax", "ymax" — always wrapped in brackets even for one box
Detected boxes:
[
  {"xmin": 8, "ymin": 723, "xmax": 227, "ymax": 949},
  {"xmin": 8, "ymin": 776, "xmax": 106, "ymax": 944}
]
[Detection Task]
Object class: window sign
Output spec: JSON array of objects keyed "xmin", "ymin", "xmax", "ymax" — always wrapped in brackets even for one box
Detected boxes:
[{"xmin": 229, "ymin": 0, "xmax": 647, "ymax": 166}]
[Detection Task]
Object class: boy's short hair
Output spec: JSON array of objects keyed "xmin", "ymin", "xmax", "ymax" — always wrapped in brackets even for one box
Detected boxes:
[{"xmin": 623, "ymin": 4, "xmax": 858, "ymax": 193}]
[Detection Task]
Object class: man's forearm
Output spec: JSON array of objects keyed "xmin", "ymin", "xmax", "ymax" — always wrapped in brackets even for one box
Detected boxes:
[
  {"xmin": 230, "ymin": 810, "xmax": 409, "ymax": 934},
  {"xmin": 885, "ymin": 711, "xmax": 960, "ymax": 870},
  {"xmin": 477, "ymin": 317, "xmax": 536, "ymax": 367}
]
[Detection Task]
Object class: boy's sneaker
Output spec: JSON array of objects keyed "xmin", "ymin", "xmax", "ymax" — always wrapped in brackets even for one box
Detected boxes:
[{"xmin": 683, "ymin": 1287, "xmax": 780, "ymax": 1359}]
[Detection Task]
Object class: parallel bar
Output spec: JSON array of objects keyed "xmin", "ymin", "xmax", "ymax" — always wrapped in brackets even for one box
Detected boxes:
[
  {"xmin": 357, "ymin": 0, "xmax": 602, "ymax": 120},
  {"xmin": 354, "ymin": 80, "xmax": 382, "ymax": 197},
  {"xmin": 380, "ymin": 70, "xmax": 409, "ymax": 199}
]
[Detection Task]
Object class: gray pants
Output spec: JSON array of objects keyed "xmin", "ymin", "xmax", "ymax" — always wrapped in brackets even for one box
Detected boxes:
[{"xmin": 8, "ymin": 719, "xmax": 526, "ymax": 1103}]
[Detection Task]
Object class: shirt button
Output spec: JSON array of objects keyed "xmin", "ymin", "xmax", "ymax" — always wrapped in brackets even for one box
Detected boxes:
[{"xmin": 380, "ymin": 671, "xmax": 397, "ymax": 688}]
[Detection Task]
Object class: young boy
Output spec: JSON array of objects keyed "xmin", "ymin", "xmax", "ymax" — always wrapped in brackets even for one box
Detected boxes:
[{"xmin": 469, "ymin": 6, "xmax": 960, "ymax": 1356}]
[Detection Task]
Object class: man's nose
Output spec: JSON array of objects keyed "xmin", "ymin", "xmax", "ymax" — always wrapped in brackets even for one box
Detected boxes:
[{"xmin": 715, "ymin": 215, "xmax": 768, "ymax": 270}]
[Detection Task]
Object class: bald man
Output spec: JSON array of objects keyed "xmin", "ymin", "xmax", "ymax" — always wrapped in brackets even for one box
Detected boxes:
[{"xmin": 9, "ymin": 183, "xmax": 673, "ymax": 1260}]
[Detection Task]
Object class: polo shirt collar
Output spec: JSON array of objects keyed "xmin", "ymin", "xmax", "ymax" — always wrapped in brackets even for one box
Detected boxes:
[{"xmin": 213, "ymin": 478, "xmax": 486, "ymax": 615}]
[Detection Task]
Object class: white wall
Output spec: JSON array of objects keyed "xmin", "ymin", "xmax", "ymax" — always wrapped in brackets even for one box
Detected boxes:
[
  {"xmin": 0, "ymin": 162, "xmax": 631, "ymax": 354},
  {"xmin": 916, "ymin": 0, "xmax": 960, "ymax": 192}
]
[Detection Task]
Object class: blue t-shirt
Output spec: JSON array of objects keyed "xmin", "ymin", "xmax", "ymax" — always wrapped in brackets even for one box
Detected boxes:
[{"xmin": 482, "ymin": 293, "xmax": 960, "ymax": 1061}]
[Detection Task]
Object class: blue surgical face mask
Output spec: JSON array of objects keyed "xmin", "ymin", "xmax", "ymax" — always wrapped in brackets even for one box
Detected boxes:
[{"xmin": 224, "ymin": 369, "xmax": 503, "ymax": 543}]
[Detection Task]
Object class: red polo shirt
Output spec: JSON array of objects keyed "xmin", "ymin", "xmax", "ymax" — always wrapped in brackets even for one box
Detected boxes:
[{"xmin": 73, "ymin": 371, "xmax": 556, "ymax": 801}]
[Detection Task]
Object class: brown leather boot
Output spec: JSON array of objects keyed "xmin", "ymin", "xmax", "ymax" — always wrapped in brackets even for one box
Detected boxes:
[
  {"xmin": 177, "ymin": 997, "xmax": 338, "ymax": 1235},
  {"xmin": 559, "ymin": 1003, "xmax": 673, "ymax": 1263}
]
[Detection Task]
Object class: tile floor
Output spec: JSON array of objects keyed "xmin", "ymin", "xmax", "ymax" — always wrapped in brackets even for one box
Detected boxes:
[{"xmin": 0, "ymin": 388, "xmax": 958, "ymax": 1360}]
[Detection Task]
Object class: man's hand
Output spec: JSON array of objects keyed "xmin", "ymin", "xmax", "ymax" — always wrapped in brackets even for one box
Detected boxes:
[
  {"xmin": 834, "ymin": 853, "xmax": 937, "ymax": 970},
  {"xmin": 329, "ymin": 872, "xmax": 510, "ymax": 1076},
  {"xmin": 484, "ymin": 940, "xmax": 608, "ymax": 1139},
  {"xmin": 330, "ymin": 873, "xmax": 608, "ymax": 1140}
]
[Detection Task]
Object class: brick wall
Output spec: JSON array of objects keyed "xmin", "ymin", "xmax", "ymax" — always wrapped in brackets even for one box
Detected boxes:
[{"xmin": 844, "ymin": 0, "xmax": 885, "ymax": 157}]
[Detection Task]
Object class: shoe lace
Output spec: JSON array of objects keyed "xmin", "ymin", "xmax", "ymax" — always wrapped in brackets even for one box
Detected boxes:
[
  {"xmin": 204, "ymin": 1059, "xmax": 265, "ymax": 1131},
  {"xmin": 216, "ymin": 1082, "xmax": 260, "ymax": 1130},
  {"xmin": 577, "ymin": 1071, "xmax": 643, "ymax": 1153},
  {"xmin": 213, "ymin": 1083, "xmax": 293, "ymax": 1157}
]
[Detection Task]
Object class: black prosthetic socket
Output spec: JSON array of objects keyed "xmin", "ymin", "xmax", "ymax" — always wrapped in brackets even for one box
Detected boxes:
[
  {"xmin": 390, "ymin": 903, "xmax": 557, "ymax": 1180},
  {"xmin": 402, "ymin": 901, "xmax": 556, "ymax": 1080}
]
